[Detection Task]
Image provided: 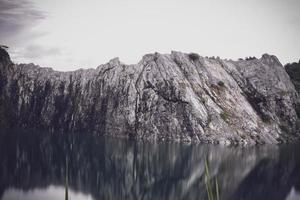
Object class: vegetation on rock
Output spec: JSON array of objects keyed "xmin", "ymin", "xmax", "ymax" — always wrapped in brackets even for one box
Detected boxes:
[
  {"xmin": 217, "ymin": 81, "xmax": 225, "ymax": 88},
  {"xmin": 188, "ymin": 53, "xmax": 200, "ymax": 61},
  {"xmin": 220, "ymin": 111, "xmax": 229, "ymax": 122}
]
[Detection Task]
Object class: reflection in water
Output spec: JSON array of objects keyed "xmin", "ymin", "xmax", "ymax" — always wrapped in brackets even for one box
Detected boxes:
[
  {"xmin": 286, "ymin": 188, "xmax": 300, "ymax": 200},
  {"xmin": 2, "ymin": 186, "xmax": 93, "ymax": 200},
  {"xmin": 65, "ymin": 156, "xmax": 69, "ymax": 200},
  {"xmin": 0, "ymin": 130, "xmax": 299, "ymax": 200}
]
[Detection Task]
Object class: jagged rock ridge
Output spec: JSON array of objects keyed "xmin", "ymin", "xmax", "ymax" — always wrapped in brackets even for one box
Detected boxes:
[{"xmin": 0, "ymin": 48, "xmax": 299, "ymax": 145}]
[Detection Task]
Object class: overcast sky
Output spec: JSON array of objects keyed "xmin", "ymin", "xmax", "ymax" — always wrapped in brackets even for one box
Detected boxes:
[{"xmin": 0, "ymin": 0, "xmax": 299, "ymax": 71}]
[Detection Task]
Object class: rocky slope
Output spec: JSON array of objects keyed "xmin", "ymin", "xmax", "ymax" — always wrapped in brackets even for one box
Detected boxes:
[{"xmin": 0, "ymin": 47, "xmax": 299, "ymax": 144}]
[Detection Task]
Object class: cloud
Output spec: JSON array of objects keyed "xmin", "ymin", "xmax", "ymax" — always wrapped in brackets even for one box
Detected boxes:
[
  {"xmin": 24, "ymin": 45, "xmax": 61, "ymax": 58},
  {"xmin": 13, "ymin": 44, "xmax": 61, "ymax": 60},
  {"xmin": 0, "ymin": 0, "xmax": 45, "ymax": 39}
]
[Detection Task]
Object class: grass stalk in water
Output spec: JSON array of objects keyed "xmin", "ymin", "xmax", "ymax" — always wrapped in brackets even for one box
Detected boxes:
[
  {"xmin": 204, "ymin": 159, "xmax": 220, "ymax": 200},
  {"xmin": 65, "ymin": 156, "xmax": 69, "ymax": 200}
]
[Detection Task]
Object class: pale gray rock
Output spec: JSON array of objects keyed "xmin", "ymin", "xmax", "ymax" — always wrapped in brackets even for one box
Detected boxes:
[{"xmin": 0, "ymin": 48, "xmax": 299, "ymax": 144}]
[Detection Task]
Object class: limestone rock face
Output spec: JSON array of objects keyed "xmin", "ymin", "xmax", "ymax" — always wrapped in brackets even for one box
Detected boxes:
[{"xmin": 0, "ymin": 48, "xmax": 299, "ymax": 144}]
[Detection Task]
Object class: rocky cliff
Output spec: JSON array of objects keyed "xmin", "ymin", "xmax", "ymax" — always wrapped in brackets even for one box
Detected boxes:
[
  {"xmin": 0, "ymin": 47, "xmax": 299, "ymax": 145},
  {"xmin": 285, "ymin": 60, "xmax": 300, "ymax": 93},
  {"xmin": 285, "ymin": 61, "xmax": 300, "ymax": 117}
]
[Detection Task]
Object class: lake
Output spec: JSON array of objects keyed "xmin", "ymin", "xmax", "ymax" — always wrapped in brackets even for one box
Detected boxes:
[{"xmin": 0, "ymin": 130, "xmax": 299, "ymax": 200}]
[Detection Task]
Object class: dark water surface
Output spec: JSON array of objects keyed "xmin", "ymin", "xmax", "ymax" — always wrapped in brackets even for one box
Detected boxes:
[{"xmin": 0, "ymin": 130, "xmax": 300, "ymax": 200}]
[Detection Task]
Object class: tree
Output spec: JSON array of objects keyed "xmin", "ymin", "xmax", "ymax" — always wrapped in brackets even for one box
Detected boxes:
[
  {"xmin": 188, "ymin": 53, "xmax": 200, "ymax": 61},
  {"xmin": 0, "ymin": 45, "xmax": 9, "ymax": 49}
]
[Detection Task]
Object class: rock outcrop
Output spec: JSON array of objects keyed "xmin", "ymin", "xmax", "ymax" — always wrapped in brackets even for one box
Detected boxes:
[
  {"xmin": 285, "ymin": 60, "xmax": 300, "ymax": 117},
  {"xmin": 0, "ymin": 47, "xmax": 299, "ymax": 144},
  {"xmin": 285, "ymin": 60, "xmax": 300, "ymax": 93}
]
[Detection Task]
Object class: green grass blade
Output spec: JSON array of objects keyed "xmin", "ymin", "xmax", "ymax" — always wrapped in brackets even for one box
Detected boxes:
[
  {"xmin": 205, "ymin": 180, "xmax": 212, "ymax": 200},
  {"xmin": 205, "ymin": 159, "xmax": 213, "ymax": 200},
  {"xmin": 65, "ymin": 156, "xmax": 69, "ymax": 200},
  {"xmin": 216, "ymin": 178, "xmax": 220, "ymax": 200}
]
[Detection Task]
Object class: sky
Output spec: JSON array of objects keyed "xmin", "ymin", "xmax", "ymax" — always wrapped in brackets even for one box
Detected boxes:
[{"xmin": 0, "ymin": 0, "xmax": 299, "ymax": 71}]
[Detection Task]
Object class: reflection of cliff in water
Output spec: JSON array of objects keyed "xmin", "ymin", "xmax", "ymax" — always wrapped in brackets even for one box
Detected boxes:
[
  {"xmin": 0, "ymin": 130, "xmax": 299, "ymax": 200},
  {"xmin": 230, "ymin": 144, "xmax": 300, "ymax": 200}
]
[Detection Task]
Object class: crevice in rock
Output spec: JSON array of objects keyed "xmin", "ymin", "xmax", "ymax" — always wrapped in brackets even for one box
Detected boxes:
[{"xmin": 145, "ymin": 81, "xmax": 188, "ymax": 104}]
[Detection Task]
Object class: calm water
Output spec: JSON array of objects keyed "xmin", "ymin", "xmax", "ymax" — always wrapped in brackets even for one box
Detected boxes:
[{"xmin": 0, "ymin": 130, "xmax": 300, "ymax": 200}]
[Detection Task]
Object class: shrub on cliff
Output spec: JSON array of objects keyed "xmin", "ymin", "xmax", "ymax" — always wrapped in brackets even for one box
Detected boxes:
[
  {"xmin": 218, "ymin": 81, "xmax": 225, "ymax": 88},
  {"xmin": 220, "ymin": 111, "xmax": 229, "ymax": 122},
  {"xmin": 245, "ymin": 56, "xmax": 256, "ymax": 61},
  {"xmin": 188, "ymin": 53, "xmax": 200, "ymax": 61},
  {"xmin": 0, "ymin": 45, "xmax": 8, "ymax": 49},
  {"xmin": 261, "ymin": 115, "xmax": 271, "ymax": 123}
]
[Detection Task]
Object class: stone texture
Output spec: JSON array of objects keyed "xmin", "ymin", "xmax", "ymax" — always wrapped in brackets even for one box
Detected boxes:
[
  {"xmin": 0, "ymin": 48, "xmax": 299, "ymax": 144},
  {"xmin": 285, "ymin": 60, "xmax": 300, "ymax": 117}
]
